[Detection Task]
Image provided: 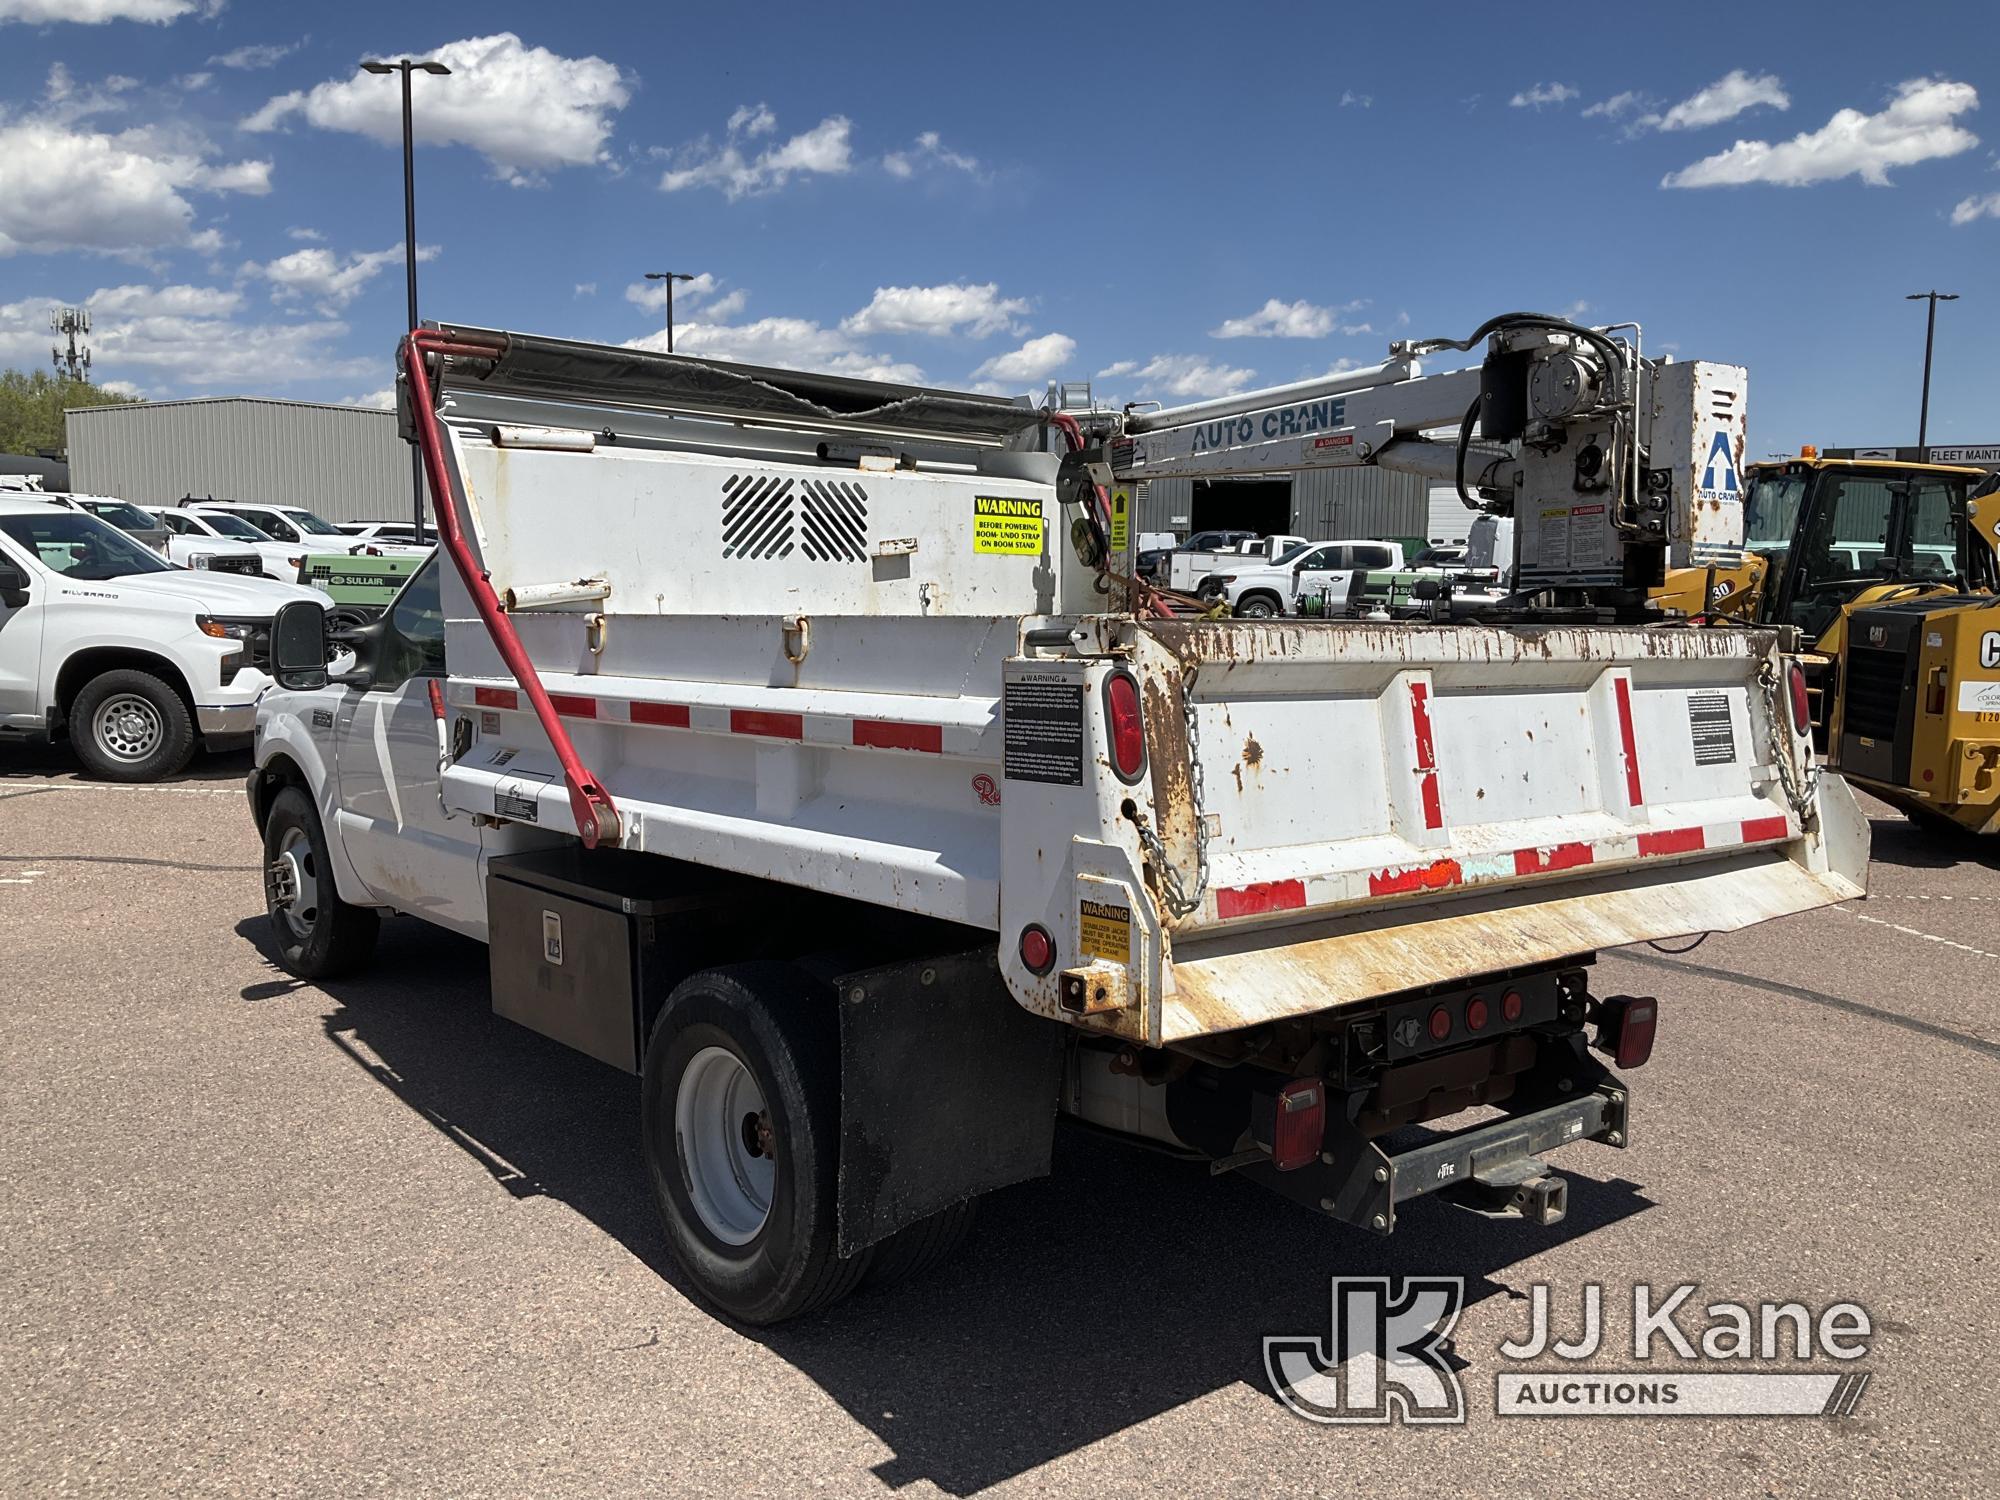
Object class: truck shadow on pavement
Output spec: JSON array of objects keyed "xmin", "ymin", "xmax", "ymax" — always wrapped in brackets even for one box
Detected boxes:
[
  {"xmin": 237, "ymin": 914, "xmax": 1654, "ymax": 1496},
  {"xmin": 1861, "ymin": 808, "xmax": 2000, "ymax": 871}
]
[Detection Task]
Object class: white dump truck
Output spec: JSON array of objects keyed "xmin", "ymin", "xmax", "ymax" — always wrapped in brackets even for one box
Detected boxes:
[{"xmin": 249, "ymin": 316, "xmax": 1866, "ymax": 1323}]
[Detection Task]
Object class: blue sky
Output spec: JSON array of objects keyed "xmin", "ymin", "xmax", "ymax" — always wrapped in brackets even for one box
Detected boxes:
[{"xmin": 1, "ymin": 0, "xmax": 1994, "ymax": 456}]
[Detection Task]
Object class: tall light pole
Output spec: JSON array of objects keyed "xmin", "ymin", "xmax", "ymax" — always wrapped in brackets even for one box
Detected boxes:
[
  {"xmin": 1905, "ymin": 290, "xmax": 1958, "ymax": 461},
  {"xmin": 644, "ymin": 271, "xmax": 698, "ymax": 354},
  {"xmin": 363, "ymin": 56, "xmax": 451, "ymax": 540}
]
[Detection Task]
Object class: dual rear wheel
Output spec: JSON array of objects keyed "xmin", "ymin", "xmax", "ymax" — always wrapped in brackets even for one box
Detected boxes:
[{"xmin": 641, "ymin": 964, "xmax": 978, "ymax": 1324}]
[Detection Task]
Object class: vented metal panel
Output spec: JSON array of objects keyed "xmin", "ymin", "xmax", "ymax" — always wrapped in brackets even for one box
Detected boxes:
[
  {"xmin": 721, "ymin": 474, "xmax": 797, "ymax": 560},
  {"xmin": 799, "ymin": 479, "xmax": 869, "ymax": 562}
]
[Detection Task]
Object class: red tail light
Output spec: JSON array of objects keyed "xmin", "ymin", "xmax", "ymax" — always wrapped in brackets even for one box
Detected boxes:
[
  {"xmin": 1501, "ymin": 990, "xmax": 1524, "ymax": 1023},
  {"xmin": 1271, "ymin": 1079, "xmax": 1325, "ymax": 1171},
  {"xmin": 1104, "ymin": 671, "xmax": 1146, "ymax": 782},
  {"xmin": 1596, "ymin": 996, "xmax": 1657, "ymax": 1070},
  {"xmin": 1786, "ymin": 660, "xmax": 1811, "ymax": 736},
  {"xmin": 1427, "ymin": 1005, "xmax": 1453, "ymax": 1042},
  {"xmin": 1465, "ymin": 996, "xmax": 1489, "ymax": 1032},
  {"xmin": 1018, "ymin": 924, "xmax": 1055, "ymax": 975}
]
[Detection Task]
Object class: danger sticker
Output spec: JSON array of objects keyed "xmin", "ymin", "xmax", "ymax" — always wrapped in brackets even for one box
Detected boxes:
[
  {"xmin": 1079, "ymin": 898, "xmax": 1132, "ymax": 963},
  {"xmin": 973, "ymin": 494, "xmax": 1045, "ymax": 555}
]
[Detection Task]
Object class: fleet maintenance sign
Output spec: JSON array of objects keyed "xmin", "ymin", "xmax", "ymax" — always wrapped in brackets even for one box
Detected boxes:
[{"xmin": 974, "ymin": 495, "xmax": 1044, "ymax": 555}]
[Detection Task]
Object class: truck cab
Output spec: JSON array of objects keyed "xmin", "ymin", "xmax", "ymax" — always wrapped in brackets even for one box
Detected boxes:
[{"xmin": 1208, "ymin": 537, "xmax": 1406, "ymax": 617}]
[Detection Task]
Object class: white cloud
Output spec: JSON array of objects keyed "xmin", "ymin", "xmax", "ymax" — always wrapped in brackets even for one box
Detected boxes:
[
  {"xmin": 630, "ymin": 314, "xmax": 922, "ymax": 383},
  {"xmin": 0, "ymin": 1, "xmax": 219, "ymax": 23},
  {"xmin": 243, "ymin": 33, "xmax": 630, "ymax": 186},
  {"xmin": 1653, "ymin": 70, "xmax": 1790, "ymax": 131},
  {"xmin": 1952, "ymin": 191, "xmax": 2000, "ymax": 224},
  {"xmin": 970, "ymin": 332, "xmax": 1076, "ymax": 389},
  {"xmin": 1211, "ymin": 298, "xmax": 1358, "ymax": 339},
  {"xmin": 574, "ymin": 281, "xmax": 597, "ymax": 296},
  {"xmin": 0, "ymin": 120, "xmax": 271, "ymax": 256},
  {"xmin": 842, "ymin": 282, "xmax": 1028, "ymax": 338},
  {"xmin": 242, "ymin": 242, "xmax": 438, "ymax": 308},
  {"xmin": 657, "ymin": 107, "xmax": 852, "ymax": 198},
  {"xmin": 883, "ymin": 130, "xmax": 980, "ymax": 178},
  {"xmin": 622, "ymin": 273, "xmax": 747, "ymax": 323},
  {"xmin": 210, "ymin": 40, "xmax": 305, "ymax": 70},
  {"xmin": 1339, "ymin": 90, "xmax": 1372, "ymax": 109},
  {"xmin": 285, "ymin": 226, "xmax": 323, "ymax": 241},
  {"xmin": 0, "ymin": 282, "xmax": 379, "ymax": 393},
  {"xmin": 338, "ymin": 387, "xmax": 398, "ymax": 410},
  {"xmin": 1663, "ymin": 77, "xmax": 1979, "ymax": 188},
  {"xmin": 1510, "ymin": 82, "xmax": 1579, "ymax": 110},
  {"xmin": 176, "ymin": 71, "xmax": 213, "ymax": 91},
  {"xmin": 1583, "ymin": 90, "xmax": 1646, "ymax": 121},
  {"xmin": 1105, "ymin": 354, "xmax": 1259, "ymax": 401}
]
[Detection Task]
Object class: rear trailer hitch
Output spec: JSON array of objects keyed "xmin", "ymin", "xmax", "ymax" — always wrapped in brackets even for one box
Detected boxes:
[{"xmin": 402, "ymin": 327, "xmax": 622, "ymax": 848}]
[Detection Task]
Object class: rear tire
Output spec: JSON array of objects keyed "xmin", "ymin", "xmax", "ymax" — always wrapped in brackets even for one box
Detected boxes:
[
  {"xmin": 261, "ymin": 787, "xmax": 379, "ymax": 979},
  {"xmin": 70, "ymin": 669, "xmax": 195, "ymax": 782},
  {"xmin": 642, "ymin": 964, "xmax": 871, "ymax": 1324}
]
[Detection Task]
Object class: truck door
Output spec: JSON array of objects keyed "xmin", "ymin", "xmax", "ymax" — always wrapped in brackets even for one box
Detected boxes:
[
  {"xmin": 1290, "ymin": 544, "xmax": 1352, "ymax": 609},
  {"xmin": 0, "ymin": 529, "xmax": 46, "ymax": 728},
  {"xmin": 327, "ymin": 555, "xmax": 487, "ymax": 935}
]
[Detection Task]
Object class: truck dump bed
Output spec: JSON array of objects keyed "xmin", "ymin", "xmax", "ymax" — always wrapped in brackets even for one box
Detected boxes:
[{"xmin": 413, "ymin": 325, "xmax": 1866, "ymax": 1049}]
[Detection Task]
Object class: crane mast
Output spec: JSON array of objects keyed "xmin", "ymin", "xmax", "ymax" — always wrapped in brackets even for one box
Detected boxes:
[{"xmin": 1058, "ymin": 313, "xmax": 1747, "ymax": 615}]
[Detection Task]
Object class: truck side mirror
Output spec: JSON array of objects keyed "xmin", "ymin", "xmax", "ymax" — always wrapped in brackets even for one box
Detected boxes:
[
  {"xmin": 271, "ymin": 599, "xmax": 329, "ymax": 689},
  {"xmin": 0, "ymin": 560, "xmax": 28, "ymax": 608}
]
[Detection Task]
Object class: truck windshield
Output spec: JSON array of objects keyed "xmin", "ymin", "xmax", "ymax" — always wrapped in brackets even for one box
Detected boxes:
[
  {"xmin": 287, "ymin": 510, "xmax": 347, "ymax": 536},
  {"xmin": 201, "ymin": 512, "xmax": 274, "ymax": 541},
  {"xmin": 79, "ymin": 500, "xmax": 162, "ymax": 531},
  {"xmin": 0, "ymin": 511, "xmax": 175, "ymax": 580}
]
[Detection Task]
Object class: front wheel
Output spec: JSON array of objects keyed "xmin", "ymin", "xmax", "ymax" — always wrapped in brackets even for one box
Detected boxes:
[
  {"xmin": 70, "ymin": 669, "xmax": 195, "ymax": 782},
  {"xmin": 642, "ymin": 964, "xmax": 871, "ymax": 1324},
  {"xmin": 262, "ymin": 787, "xmax": 379, "ymax": 978},
  {"xmin": 1235, "ymin": 594, "xmax": 1280, "ymax": 619}
]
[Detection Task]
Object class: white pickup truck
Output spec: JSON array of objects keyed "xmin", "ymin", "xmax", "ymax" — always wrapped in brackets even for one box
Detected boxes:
[
  {"xmin": 248, "ymin": 322, "xmax": 1865, "ymax": 1324},
  {"xmin": 1205, "ymin": 537, "xmax": 1408, "ymax": 617},
  {"xmin": 0, "ymin": 498, "xmax": 320, "ymax": 779},
  {"xmin": 1164, "ymin": 532, "xmax": 1305, "ymax": 592}
]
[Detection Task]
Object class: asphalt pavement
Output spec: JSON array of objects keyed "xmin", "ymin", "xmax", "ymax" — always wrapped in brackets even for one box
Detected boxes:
[{"xmin": 2, "ymin": 740, "xmax": 1995, "ymax": 1498}]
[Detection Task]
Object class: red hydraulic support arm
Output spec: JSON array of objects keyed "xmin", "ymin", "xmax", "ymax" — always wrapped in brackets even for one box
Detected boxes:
[{"xmin": 401, "ymin": 327, "xmax": 622, "ymax": 848}]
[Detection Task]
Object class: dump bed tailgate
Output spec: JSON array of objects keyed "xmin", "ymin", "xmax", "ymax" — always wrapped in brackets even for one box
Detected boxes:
[{"xmin": 997, "ymin": 619, "xmax": 1866, "ymax": 1045}]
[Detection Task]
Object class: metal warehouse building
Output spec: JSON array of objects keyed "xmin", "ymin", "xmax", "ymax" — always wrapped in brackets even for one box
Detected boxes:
[
  {"xmin": 65, "ymin": 397, "xmax": 419, "ymax": 524},
  {"xmin": 1135, "ymin": 468, "xmax": 1447, "ymax": 549}
]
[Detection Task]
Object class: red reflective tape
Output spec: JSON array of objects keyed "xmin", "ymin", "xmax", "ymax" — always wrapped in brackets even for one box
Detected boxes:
[
  {"xmin": 630, "ymin": 701, "xmax": 690, "ymax": 728},
  {"xmin": 731, "ymin": 709, "xmax": 803, "ymax": 739},
  {"xmin": 547, "ymin": 693, "xmax": 597, "ymax": 719},
  {"xmin": 473, "ymin": 686, "xmax": 518, "ymax": 710},
  {"xmin": 1613, "ymin": 676, "xmax": 1644, "ymax": 806},
  {"xmin": 854, "ymin": 720, "xmax": 944, "ymax": 753},
  {"xmin": 1513, "ymin": 842, "xmax": 1595, "ymax": 876},
  {"xmin": 1418, "ymin": 773, "xmax": 1443, "ymax": 831},
  {"xmin": 1741, "ymin": 815, "xmax": 1789, "ymax": 844},
  {"xmin": 1638, "ymin": 827, "xmax": 1705, "ymax": 857},
  {"xmin": 1216, "ymin": 879, "xmax": 1308, "ymax": 918},
  {"xmin": 1368, "ymin": 859, "xmax": 1463, "ymax": 897},
  {"xmin": 1408, "ymin": 681, "xmax": 1437, "ymax": 768}
]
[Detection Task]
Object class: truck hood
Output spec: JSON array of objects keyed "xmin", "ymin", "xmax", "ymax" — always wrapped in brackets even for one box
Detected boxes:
[{"xmin": 89, "ymin": 568, "xmax": 322, "ymax": 613}]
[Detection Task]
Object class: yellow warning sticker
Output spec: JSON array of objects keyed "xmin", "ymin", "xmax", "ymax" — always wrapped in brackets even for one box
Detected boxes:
[
  {"xmin": 1079, "ymin": 898, "xmax": 1132, "ymax": 963},
  {"xmin": 974, "ymin": 494, "xmax": 1045, "ymax": 555},
  {"xmin": 1110, "ymin": 488, "xmax": 1131, "ymax": 553}
]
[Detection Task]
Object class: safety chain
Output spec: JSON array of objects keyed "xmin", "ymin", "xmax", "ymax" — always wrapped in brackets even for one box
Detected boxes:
[
  {"xmin": 1130, "ymin": 666, "xmax": 1212, "ymax": 918},
  {"xmin": 1758, "ymin": 660, "xmax": 1822, "ymax": 831}
]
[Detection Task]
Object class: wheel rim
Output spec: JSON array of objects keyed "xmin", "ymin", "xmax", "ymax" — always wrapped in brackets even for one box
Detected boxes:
[
  {"xmin": 1242, "ymin": 600, "xmax": 1274, "ymax": 618},
  {"xmin": 675, "ymin": 1045, "xmax": 776, "ymax": 1245},
  {"xmin": 93, "ymin": 693, "xmax": 163, "ymax": 762},
  {"xmin": 268, "ymin": 826, "xmax": 320, "ymax": 942}
]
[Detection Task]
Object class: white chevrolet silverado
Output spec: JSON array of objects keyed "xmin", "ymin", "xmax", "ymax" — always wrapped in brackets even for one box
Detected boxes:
[{"xmin": 0, "ymin": 498, "xmax": 321, "ymax": 780}]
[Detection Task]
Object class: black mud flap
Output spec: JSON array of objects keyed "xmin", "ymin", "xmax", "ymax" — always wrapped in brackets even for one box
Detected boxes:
[{"xmin": 834, "ymin": 949, "xmax": 1063, "ymax": 1256}]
